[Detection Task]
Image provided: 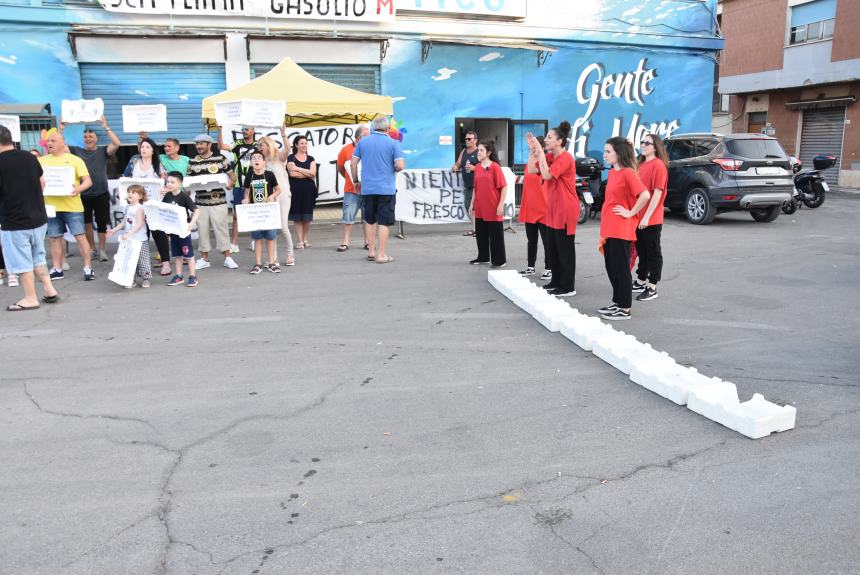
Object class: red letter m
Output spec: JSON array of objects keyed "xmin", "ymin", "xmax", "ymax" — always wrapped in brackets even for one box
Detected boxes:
[{"xmin": 377, "ymin": 0, "xmax": 393, "ymax": 15}]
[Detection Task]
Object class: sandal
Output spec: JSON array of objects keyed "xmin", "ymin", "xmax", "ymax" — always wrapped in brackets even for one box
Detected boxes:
[
  {"xmin": 42, "ymin": 294, "xmax": 60, "ymax": 304},
  {"xmin": 267, "ymin": 262, "xmax": 281, "ymax": 273},
  {"xmin": 7, "ymin": 302, "xmax": 40, "ymax": 311},
  {"xmin": 366, "ymin": 255, "xmax": 376, "ymax": 261},
  {"xmin": 284, "ymin": 258, "xmax": 295, "ymax": 267},
  {"xmin": 249, "ymin": 264, "xmax": 263, "ymax": 275},
  {"xmin": 363, "ymin": 244, "xmax": 369, "ymax": 250},
  {"xmin": 376, "ymin": 255, "xmax": 395, "ymax": 264},
  {"xmin": 337, "ymin": 244, "xmax": 349, "ymax": 252},
  {"xmin": 462, "ymin": 230, "xmax": 476, "ymax": 237}
]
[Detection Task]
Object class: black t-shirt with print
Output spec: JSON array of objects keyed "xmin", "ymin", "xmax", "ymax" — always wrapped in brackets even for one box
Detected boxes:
[
  {"xmin": 0, "ymin": 149, "xmax": 47, "ymax": 231},
  {"xmin": 243, "ymin": 170, "xmax": 279, "ymax": 204},
  {"xmin": 161, "ymin": 190, "xmax": 198, "ymax": 222}
]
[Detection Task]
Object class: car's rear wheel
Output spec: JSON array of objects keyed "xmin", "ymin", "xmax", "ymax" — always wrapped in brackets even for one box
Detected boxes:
[
  {"xmin": 685, "ymin": 188, "xmax": 716, "ymax": 224},
  {"xmin": 750, "ymin": 205, "xmax": 781, "ymax": 222}
]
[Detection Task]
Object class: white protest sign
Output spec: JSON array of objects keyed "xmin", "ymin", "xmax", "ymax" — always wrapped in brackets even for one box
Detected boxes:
[
  {"xmin": 142, "ymin": 200, "xmax": 191, "ymax": 238},
  {"xmin": 0, "ymin": 115, "xmax": 21, "ymax": 142},
  {"xmin": 42, "ymin": 166, "xmax": 75, "ymax": 196},
  {"xmin": 396, "ymin": 169, "xmax": 468, "ymax": 224},
  {"xmin": 45, "ymin": 204, "xmax": 57, "ymax": 218},
  {"xmin": 501, "ymin": 166, "xmax": 517, "ymax": 221},
  {"xmin": 122, "ymin": 104, "xmax": 168, "ymax": 133},
  {"xmin": 118, "ymin": 177, "xmax": 164, "ymax": 203},
  {"xmin": 214, "ymin": 101, "xmax": 243, "ymax": 127},
  {"xmin": 108, "ymin": 239, "xmax": 143, "ymax": 287},
  {"xmin": 235, "ymin": 202, "xmax": 282, "ymax": 232},
  {"xmin": 61, "ymin": 98, "xmax": 104, "ymax": 124},
  {"xmin": 240, "ymin": 99, "xmax": 286, "ymax": 128}
]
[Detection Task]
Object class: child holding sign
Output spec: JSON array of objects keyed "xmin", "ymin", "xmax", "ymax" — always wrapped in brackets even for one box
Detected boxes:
[
  {"xmin": 106, "ymin": 185, "xmax": 151, "ymax": 288},
  {"xmin": 243, "ymin": 150, "xmax": 281, "ymax": 275},
  {"xmin": 161, "ymin": 172, "xmax": 200, "ymax": 288}
]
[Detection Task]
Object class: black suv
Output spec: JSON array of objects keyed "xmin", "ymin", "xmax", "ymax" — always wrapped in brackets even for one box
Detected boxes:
[{"xmin": 664, "ymin": 133, "xmax": 794, "ymax": 224}]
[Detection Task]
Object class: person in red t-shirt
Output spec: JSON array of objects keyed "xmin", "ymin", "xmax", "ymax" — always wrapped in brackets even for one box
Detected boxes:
[
  {"xmin": 336, "ymin": 125, "xmax": 371, "ymax": 252},
  {"xmin": 598, "ymin": 137, "xmax": 651, "ymax": 320},
  {"xmin": 527, "ymin": 121, "xmax": 579, "ymax": 297},
  {"xmin": 518, "ymin": 135, "xmax": 551, "ymax": 279},
  {"xmin": 469, "ymin": 140, "xmax": 507, "ymax": 267},
  {"xmin": 633, "ymin": 133, "xmax": 670, "ymax": 302}
]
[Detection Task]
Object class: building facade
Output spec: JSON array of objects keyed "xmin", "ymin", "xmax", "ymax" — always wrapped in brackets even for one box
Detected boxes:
[
  {"xmin": 0, "ymin": 0, "xmax": 722, "ymax": 200},
  {"xmin": 719, "ymin": 0, "xmax": 859, "ymax": 186}
]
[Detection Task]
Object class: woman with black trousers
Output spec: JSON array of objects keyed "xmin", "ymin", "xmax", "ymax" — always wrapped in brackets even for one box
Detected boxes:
[
  {"xmin": 599, "ymin": 137, "xmax": 651, "ymax": 321},
  {"xmin": 527, "ymin": 122, "xmax": 578, "ymax": 297},
  {"xmin": 633, "ymin": 133, "xmax": 669, "ymax": 302},
  {"xmin": 469, "ymin": 140, "xmax": 507, "ymax": 268},
  {"xmin": 518, "ymin": 135, "xmax": 552, "ymax": 280}
]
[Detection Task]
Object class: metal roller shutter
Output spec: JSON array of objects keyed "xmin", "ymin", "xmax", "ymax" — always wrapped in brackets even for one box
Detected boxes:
[
  {"xmin": 251, "ymin": 63, "xmax": 381, "ymax": 94},
  {"xmin": 79, "ymin": 63, "xmax": 226, "ymax": 145},
  {"xmin": 800, "ymin": 107, "xmax": 845, "ymax": 185}
]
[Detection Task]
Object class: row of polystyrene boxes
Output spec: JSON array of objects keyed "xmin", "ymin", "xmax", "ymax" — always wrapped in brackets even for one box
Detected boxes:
[{"xmin": 488, "ymin": 270, "xmax": 795, "ymax": 440}]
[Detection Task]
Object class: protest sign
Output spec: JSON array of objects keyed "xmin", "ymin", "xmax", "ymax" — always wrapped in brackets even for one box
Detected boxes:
[
  {"xmin": 142, "ymin": 201, "xmax": 191, "ymax": 238},
  {"xmin": 122, "ymin": 104, "xmax": 168, "ymax": 133},
  {"xmin": 117, "ymin": 177, "xmax": 164, "ymax": 202},
  {"xmin": 0, "ymin": 115, "xmax": 20, "ymax": 142},
  {"xmin": 214, "ymin": 101, "xmax": 243, "ymax": 127},
  {"xmin": 235, "ymin": 202, "xmax": 282, "ymax": 232},
  {"xmin": 240, "ymin": 99, "xmax": 286, "ymax": 128},
  {"xmin": 42, "ymin": 166, "xmax": 75, "ymax": 196},
  {"xmin": 108, "ymin": 239, "xmax": 142, "ymax": 287},
  {"xmin": 61, "ymin": 98, "xmax": 104, "ymax": 124},
  {"xmin": 45, "ymin": 204, "xmax": 56, "ymax": 218}
]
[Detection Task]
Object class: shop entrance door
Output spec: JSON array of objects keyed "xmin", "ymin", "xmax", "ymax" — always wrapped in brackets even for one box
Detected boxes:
[{"xmin": 454, "ymin": 118, "xmax": 548, "ymax": 169}]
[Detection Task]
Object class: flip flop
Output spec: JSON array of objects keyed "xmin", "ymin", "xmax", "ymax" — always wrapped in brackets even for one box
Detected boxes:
[
  {"xmin": 7, "ymin": 303, "xmax": 40, "ymax": 311},
  {"xmin": 337, "ymin": 244, "xmax": 349, "ymax": 252},
  {"xmin": 160, "ymin": 269, "xmax": 172, "ymax": 276},
  {"xmin": 367, "ymin": 255, "xmax": 376, "ymax": 261},
  {"xmin": 42, "ymin": 294, "xmax": 60, "ymax": 304},
  {"xmin": 376, "ymin": 256, "xmax": 395, "ymax": 264}
]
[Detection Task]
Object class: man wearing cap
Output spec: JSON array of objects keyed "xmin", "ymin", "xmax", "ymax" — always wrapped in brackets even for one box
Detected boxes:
[
  {"xmin": 187, "ymin": 134, "xmax": 238, "ymax": 270},
  {"xmin": 218, "ymin": 125, "xmax": 257, "ymax": 254}
]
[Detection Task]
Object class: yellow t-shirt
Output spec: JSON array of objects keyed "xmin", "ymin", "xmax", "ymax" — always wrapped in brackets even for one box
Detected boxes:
[{"xmin": 39, "ymin": 153, "xmax": 89, "ymax": 213}]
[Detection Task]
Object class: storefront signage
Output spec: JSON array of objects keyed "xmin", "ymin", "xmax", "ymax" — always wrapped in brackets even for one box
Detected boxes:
[
  {"xmin": 98, "ymin": 0, "xmax": 397, "ymax": 22},
  {"xmin": 399, "ymin": 0, "xmax": 526, "ymax": 18}
]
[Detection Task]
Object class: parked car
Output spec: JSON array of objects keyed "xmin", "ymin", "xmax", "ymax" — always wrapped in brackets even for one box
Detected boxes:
[{"xmin": 663, "ymin": 133, "xmax": 794, "ymax": 224}]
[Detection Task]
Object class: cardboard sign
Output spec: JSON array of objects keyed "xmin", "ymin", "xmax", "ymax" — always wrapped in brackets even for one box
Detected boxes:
[
  {"xmin": 183, "ymin": 173, "xmax": 230, "ymax": 193},
  {"xmin": 142, "ymin": 200, "xmax": 191, "ymax": 238},
  {"xmin": 235, "ymin": 202, "xmax": 282, "ymax": 232},
  {"xmin": 0, "ymin": 114, "xmax": 20, "ymax": 142},
  {"xmin": 214, "ymin": 101, "xmax": 243, "ymax": 128},
  {"xmin": 215, "ymin": 99, "xmax": 286, "ymax": 128},
  {"xmin": 122, "ymin": 104, "xmax": 168, "ymax": 133},
  {"xmin": 42, "ymin": 166, "xmax": 75, "ymax": 196},
  {"xmin": 61, "ymin": 98, "xmax": 104, "ymax": 124},
  {"xmin": 117, "ymin": 177, "xmax": 164, "ymax": 203},
  {"xmin": 108, "ymin": 239, "xmax": 143, "ymax": 287}
]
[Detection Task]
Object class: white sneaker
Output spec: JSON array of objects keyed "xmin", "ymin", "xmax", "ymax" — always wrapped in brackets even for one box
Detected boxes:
[
  {"xmin": 224, "ymin": 256, "xmax": 239, "ymax": 269},
  {"xmin": 230, "ymin": 243, "xmax": 240, "ymax": 254},
  {"xmin": 61, "ymin": 261, "xmax": 70, "ymax": 271},
  {"xmin": 196, "ymin": 258, "xmax": 211, "ymax": 270}
]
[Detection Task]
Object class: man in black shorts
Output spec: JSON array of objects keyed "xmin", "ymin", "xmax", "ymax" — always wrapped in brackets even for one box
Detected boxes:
[{"xmin": 62, "ymin": 115, "xmax": 121, "ymax": 262}]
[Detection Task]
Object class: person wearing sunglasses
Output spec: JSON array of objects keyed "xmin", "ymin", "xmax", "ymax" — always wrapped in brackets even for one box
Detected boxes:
[
  {"xmin": 452, "ymin": 131, "xmax": 479, "ymax": 236},
  {"xmin": 632, "ymin": 134, "xmax": 669, "ymax": 302}
]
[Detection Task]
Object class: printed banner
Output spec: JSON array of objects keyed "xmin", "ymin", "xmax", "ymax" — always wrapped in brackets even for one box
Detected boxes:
[
  {"xmin": 394, "ymin": 167, "xmax": 516, "ymax": 225},
  {"xmin": 143, "ymin": 201, "xmax": 191, "ymax": 238},
  {"xmin": 97, "ymin": 0, "xmax": 397, "ymax": 22},
  {"xmin": 42, "ymin": 166, "xmax": 75, "ymax": 196},
  {"xmin": 61, "ymin": 98, "xmax": 104, "ymax": 124},
  {"xmin": 0, "ymin": 114, "xmax": 20, "ymax": 142},
  {"xmin": 216, "ymin": 100, "xmax": 286, "ymax": 128},
  {"xmin": 108, "ymin": 239, "xmax": 142, "ymax": 287},
  {"xmin": 122, "ymin": 104, "xmax": 168, "ymax": 133},
  {"xmin": 235, "ymin": 202, "xmax": 282, "ymax": 232}
]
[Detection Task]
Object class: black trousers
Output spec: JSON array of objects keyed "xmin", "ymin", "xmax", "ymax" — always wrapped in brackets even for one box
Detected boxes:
[
  {"xmin": 604, "ymin": 237, "xmax": 632, "ymax": 308},
  {"xmin": 149, "ymin": 229, "xmax": 171, "ymax": 263},
  {"xmin": 475, "ymin": 218, "xmax": 506, "ymax": 266},
  {"xmin": 525, "ymin": 222, "xmax": 551, "ymax": 269},
  {"xmin": 635, "ymin": 224, "xmax": 663, "ymax": 284},
  {"xmin": 544, "ymin": 226, "xmax": 576, "ymax": 291}
]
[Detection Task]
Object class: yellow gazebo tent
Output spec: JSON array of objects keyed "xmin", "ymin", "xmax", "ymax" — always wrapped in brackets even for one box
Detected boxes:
[{"xmin": 202, "ymin": 58, "xmax": 393, "ymax": 128}]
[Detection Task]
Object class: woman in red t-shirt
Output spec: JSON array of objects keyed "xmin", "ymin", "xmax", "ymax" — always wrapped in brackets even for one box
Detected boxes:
[
  {"xmin": 527, "ymin": 121, "xmax": 579, "ymax": 297},
  {"xmin": 518, "ymin": 135, "xmax": 551, "ymax": 278},
  {"xmin": 469, "ymin": 140, "xmax": 507, "ymax": 267},
  {"xmin": 633, "ymin": 133, "xmax": 670, "ymax": 302},
  {"xmin": 598, "ymin": 137, "xmax": 651, "ymax": 320}
]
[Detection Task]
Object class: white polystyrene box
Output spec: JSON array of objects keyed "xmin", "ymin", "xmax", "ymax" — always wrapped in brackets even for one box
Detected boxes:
[
  {"xmin": 629, "ymin": 359, "xmax": 722, "ymax": 405},
  {"xmin": 591, "ymin": 331, "xmax": 646, "ymax": 374},
  {"xmin": 560, "ymin": 315, "xmax": 613, "ymax": 351},
  {"xmin": 534, "ymin": 300, "xmax": 578, "ymax": 332},
  {"xmin": 688, "ymin": 389, "xmax": 796, "ymax": 439}
]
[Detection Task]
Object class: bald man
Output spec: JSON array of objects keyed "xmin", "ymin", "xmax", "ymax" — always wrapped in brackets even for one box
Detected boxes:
[{"xmin": 39, "ymin": 130, "xmax": 95, "ymax": 280}]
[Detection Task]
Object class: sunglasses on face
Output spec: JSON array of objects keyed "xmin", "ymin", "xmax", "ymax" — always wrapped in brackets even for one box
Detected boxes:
[
  {"xmin": 465, "ymin": 137, "xmax": 475, "ymax": 140},
  {"xmin": 641, "ymin": 141, "xmax": 654, "ymax": 146}
]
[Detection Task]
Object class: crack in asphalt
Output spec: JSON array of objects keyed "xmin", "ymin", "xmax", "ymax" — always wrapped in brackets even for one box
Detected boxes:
[{"xmin": 795, "ymin": 406, "xmax": 860, "ymax": 430}]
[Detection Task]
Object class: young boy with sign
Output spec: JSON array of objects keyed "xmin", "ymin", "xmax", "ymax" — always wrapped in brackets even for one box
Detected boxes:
[
  {"xmin": 242, "ymin": 150, "xmax": 281, "ymax": 275},
  {"xmin": 161, "ymin": 172, "xmax": 201, "ymax": 288}
]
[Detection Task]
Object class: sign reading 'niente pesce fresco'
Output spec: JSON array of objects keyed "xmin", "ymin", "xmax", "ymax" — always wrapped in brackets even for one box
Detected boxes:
[{"xmin": 98, "ymin": 0, "xmax": 396, "ymax": 21}]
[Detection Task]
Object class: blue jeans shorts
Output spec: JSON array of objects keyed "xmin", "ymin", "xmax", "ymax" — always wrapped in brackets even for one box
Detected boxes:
[
  {"xmin": 169, "ymin": 234, "xmax": 195, "ymax": 260},
  {"xmin": 251, "ymin": 229, "xmax": 278, "ymax": 241},
  {"xmin": 232, "ymin": 188, "xmax": 245, "ymax": 208},
  {"xmin": 342, "ymin": 192, "xmax": 363, "ymax": 224},
  {"xmin": 46, "ymin": 211, "xmax": 86, "ymax": 238},
  {"xmin": 0, "ymin": 224, "xmax": 48, "ymax": 274}
]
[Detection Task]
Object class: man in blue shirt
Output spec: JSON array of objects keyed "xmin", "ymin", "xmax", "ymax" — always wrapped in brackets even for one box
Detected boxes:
[{"xmin": 351, "ymin": 116, "xmax": 404, "ymax": 264}]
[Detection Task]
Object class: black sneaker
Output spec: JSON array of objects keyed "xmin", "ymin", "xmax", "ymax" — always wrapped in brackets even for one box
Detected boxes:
[
  {"xmin": 540, "ymin": 269, "xmax": 552, "ymax": 280},
  {"xmin": 597, "ymin": 303, "xmax": 619, "ymax": 314},
  {"xmin": 83, "ymin": 268, "xmax": 95, "ymax": 281},
  {"xmin": 632, "ymin": 280, "xmax": 647, "ymax": 293},
  {"xmin": 491, "ymin": 262, "xmax": 506, "ymax": 269},
  {"xmin": 519, "ymin": 267, "xmax": 536, "ymax": 276},
  {"xmin": 548, "ymin": 289, "xmax": 576, "ymax": 297},
  {"xmin": 602, "ymin": 308, "xmax": 631, "ymax": 321},
  {"xmin": 469, "ymin": 259, "xmax": 490, "ymax": 265},
  {"xmin": 637, "ymin": 286, "xmax": 658, "ymax": 301},
  {"xmin": 542, "ymin": 283, "xmax": 559, "ymax": 291}
]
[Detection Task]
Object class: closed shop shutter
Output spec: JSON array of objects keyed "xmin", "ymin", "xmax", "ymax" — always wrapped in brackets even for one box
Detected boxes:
[
  {"xmin": 800, "ymin": 107, "xmax": 845, "ymax": 185},
  {"xmin": 79, "ymin": 63, "xmax": 226, "ymax": 145},
  {"xmin": 251, "ymin": 63, "xmax": 381, "ymax": 94}
]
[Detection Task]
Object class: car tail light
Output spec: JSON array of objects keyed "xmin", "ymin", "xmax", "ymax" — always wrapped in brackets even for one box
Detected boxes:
[
  {"xmin": 722, "ymin": 195, "xmax": 737, "ymax": 201},
  {"xmin": 712, "ymin": 158, "xmax": 743, "ymax": 171}
]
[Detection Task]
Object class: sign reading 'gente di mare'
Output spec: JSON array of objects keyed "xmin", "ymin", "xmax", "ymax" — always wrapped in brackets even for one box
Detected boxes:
[{"xmin": 98, "ymin": 0, "xmax": 396, "ymax": 21}]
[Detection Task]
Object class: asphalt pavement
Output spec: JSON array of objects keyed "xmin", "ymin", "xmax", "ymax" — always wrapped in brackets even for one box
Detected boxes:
[{"xmin": 2, "ymin": 193, "xmax": 859, "ymax": 575}]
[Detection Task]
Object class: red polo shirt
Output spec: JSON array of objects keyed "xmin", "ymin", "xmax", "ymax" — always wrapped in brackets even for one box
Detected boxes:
[{"xmin": 600, "ymin": 167, "xmax": 648, "ymax": 241}]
